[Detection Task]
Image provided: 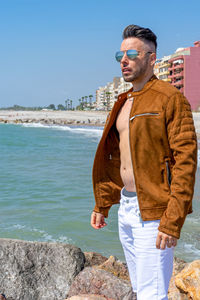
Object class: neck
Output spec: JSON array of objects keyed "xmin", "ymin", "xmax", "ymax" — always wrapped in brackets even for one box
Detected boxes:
[{"xmin": 132, "ymin": 72, "xmax": 154, "ymax": 92}]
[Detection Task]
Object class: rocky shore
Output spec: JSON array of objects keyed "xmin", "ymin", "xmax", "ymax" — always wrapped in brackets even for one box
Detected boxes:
[
  {"xmin": 0, "ymin": 239, "xmax": 199, "ymax": 300},
  {"xmin": 0, "ymin": 110, "xmax": 200, "ymax": 140},
  {"xmin": 0, "ymin": 110, "xmax": 107, "ymax": 127}
]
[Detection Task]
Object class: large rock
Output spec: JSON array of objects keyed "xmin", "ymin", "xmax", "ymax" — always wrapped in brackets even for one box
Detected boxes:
[
  {"xmin": 67, "ymin": 267, "xmax": 136, "ymax": 300},
  {"xmin": 84, "ymin": 252, "xmax": 108, "ymax": 267},
  {"xmin": 97, "ymin": 255, "xmax": 130, "ymax": 281},
  {"xmin": 168, "ymin": 257, "xmax": 188, "ymax": 299},
  {"xmin": 175, "ymin": 260, "xmax": 200, "ymax": 300},
  {"xmin": 66, "ymin": 295, "xmax": 109, "ymax": 300},
  {"xmin": 0, "ymin": 238, "xmax": 85, "ymax": 300}
]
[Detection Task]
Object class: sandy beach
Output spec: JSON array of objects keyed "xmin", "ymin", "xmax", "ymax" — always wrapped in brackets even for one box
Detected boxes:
[
  {"xmin": 0, "ymin": 110, "xmax": 108, "ymax": 127},
  {"xmin": 0, "ymin": 110, "xmax": 200, "ymax": 139}
]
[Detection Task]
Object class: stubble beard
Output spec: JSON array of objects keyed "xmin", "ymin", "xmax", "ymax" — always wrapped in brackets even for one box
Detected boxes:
[{"xmin": 122, "ymin": 58, "xmax": 148, "ymax": 83}]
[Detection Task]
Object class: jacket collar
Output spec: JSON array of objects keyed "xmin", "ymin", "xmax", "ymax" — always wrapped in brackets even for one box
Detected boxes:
[{"xmin": 117, "ymin": 75, "xmax": 158, "ymax": 102}]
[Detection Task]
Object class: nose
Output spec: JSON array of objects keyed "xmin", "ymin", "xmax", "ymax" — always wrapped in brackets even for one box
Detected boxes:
[{"xmin": 120, "ymin": 51, "xmax": 129, "ymax": 65}]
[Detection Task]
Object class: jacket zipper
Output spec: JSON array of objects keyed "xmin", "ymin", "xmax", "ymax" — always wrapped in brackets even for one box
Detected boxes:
[{"xmin": 130, "ymin": 112, "xmax": 159, "ymax": 121}]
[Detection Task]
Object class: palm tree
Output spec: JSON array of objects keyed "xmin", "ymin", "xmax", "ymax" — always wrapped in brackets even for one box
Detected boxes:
[
  {"xmin": 89, "ymin": 94, "xmax": 93, "ymax": 109},
  {"xmin": 85, "ymin": 96, "xmax": 88, "ymax": 107},
  {"xmin": 81, "ymin": 97, "xmax": 85, "ymax": 109},
  {"xmin": 65, "ymin": 99, "xmax": 69, "ymax": 110}
]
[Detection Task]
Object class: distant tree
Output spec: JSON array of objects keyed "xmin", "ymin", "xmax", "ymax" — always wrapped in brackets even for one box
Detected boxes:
[
  {"xmin": 57, "ymin": 104, "xmax": 65, "ymax": 110},
  {"xmin": 65, "ymin": 99, "xmax": 69, "ymax": 110},
  {"xmin": 47, "ymin": 104, "xmax": 56, "ymax": 110},
  {"xmin": 89, "ymin": 94, "xmax": 93, "ymax": 108}
]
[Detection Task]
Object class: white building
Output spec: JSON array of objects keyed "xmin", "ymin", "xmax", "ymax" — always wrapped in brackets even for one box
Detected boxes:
[{"xmin": 96, "ymin": 77, "xmax": 132, "ymax": 110}]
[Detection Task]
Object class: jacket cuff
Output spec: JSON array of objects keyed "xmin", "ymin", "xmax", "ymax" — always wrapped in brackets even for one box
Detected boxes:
[
  {"xmin": 93, "ymin": 205, "xmax": 110, "ymax": 218},
  {"xmin": 158, "ymin": 224, "xmax": 180, "ymax": 239}
]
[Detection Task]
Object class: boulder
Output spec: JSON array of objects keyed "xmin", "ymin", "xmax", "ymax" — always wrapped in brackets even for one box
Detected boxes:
[
  {"xmin": 66, "ymin": 295, "xmax": 109, "ymax": 300},
  {"xmin": 168, "ymin": 257, "xmax": 188, "ymax": 299},
  {"xmin": 84, "ymin": 252, "xmax": 108, "ymax": 267},
  {"xmin": 0, "ymin": 238, "xmax": 85, "ymax": 300},
  {"xmin": 67, "ymin": 267, "xmax": 136, "ymax": 300},
  {"xmin": 97, "ymin": 255, "xmax": 130, "ymax": 281},
  {"xmin": 175, "ymin": 260, "xmax": 200, "ymax": 300}
]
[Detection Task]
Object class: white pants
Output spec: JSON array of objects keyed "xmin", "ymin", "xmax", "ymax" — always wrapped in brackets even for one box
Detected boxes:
[{"xmin": 118, "ymin": 188, "xmax": 174, "ymax": 300}]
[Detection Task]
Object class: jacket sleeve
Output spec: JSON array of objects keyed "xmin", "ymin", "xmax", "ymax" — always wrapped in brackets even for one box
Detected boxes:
[{"xmin": 158, "ymin": 92, "xmax": 197, "ymax": 239}]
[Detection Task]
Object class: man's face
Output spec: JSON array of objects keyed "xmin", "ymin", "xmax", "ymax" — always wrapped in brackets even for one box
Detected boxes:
[{"xmin": 120, "ymin": 37, "xmax": 155, "ymax": 83}]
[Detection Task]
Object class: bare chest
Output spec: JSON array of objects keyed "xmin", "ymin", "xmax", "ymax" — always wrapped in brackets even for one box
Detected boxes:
[{"xmin": 116, "ymin": 100, "xmax": 133, "ymax": 134}]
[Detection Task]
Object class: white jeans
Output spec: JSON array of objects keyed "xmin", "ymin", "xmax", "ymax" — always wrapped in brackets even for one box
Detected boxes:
[{"xmin": 118, "ymin": 188, "xmax": 174, "ymax": 300}]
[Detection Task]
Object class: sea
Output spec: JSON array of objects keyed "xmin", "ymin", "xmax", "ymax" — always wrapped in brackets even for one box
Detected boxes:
[{"xmin": 0, "ymin": 122, "xmax": 200, "ymax": 262}]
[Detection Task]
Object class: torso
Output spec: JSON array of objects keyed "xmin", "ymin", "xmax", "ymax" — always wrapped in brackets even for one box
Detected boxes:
[{"xmin": 116, "ymin": 98, "xmax": 136, "ymax": 192}]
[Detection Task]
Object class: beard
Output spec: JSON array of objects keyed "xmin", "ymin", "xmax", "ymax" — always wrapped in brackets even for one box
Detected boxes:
[{"xmin": 122, "ymin": 58, "xmax": 149, "ymax": 82}]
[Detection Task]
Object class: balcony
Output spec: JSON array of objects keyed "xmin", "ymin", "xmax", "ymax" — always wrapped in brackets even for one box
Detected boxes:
[
  {"xmin": 168, "ymin": 63, "xmax": 184, "ymax": 71},
  {"xmin": 161, "ymin": 62, "xmax": 171, "ymax": 68},
  {"xmin": 174, "ymin": 63, "xmax": 184, "ymax": 69},
  {"xmin": 173, "ymin": 71, "xmax": 184, "ymax": 77},
  {"xmin": 171, "ymin": 80, "xmax": 184, "ymax": 87},
  {"xmin": 163, "ymin": 78, "xmax": 171, "ymax": 82},
  {"xmin": 159, "ymin": 70, "xmax": 170, "ymax": 76}
]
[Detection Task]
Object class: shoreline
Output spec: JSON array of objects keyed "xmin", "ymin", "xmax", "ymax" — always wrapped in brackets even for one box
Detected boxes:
[
  {"xmin": 0, "ymin": 110, "xmax": 108, "ymax": 127},
  {"xmin": 0, "ymin": 110, "xmax": 200, "ymax": 139}
]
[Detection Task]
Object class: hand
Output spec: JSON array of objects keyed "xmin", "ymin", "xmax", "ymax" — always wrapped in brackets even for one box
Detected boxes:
[
  {"xmin": 156, "ymin": 231, "xmax": 177, "ymax": 250},
  {"xmin": 90, "ymin": 211, "xmax": 107, "ymax": 230}
]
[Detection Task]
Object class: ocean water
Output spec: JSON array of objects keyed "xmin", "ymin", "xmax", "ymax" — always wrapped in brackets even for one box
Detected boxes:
[{"xmin": 0, "ymin": 123, "xmax": 200, "ymax": 262}]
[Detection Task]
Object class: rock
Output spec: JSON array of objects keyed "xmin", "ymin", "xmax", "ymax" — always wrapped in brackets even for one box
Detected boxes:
[
  {"xmin": 97, "ymin": 255, "xmax": 130, "ymax": 281},
  {"xmin": 66, "ymin": 294, "xmax": 109, "ymax": 300},
  {"xmin": 84, "ymin": 252, "xmax": 108, "ymax": 267},
  {"xmin": 168, "ymin": 257, "xmax": 188, "ymax": 299},
  {"xmin": 67, "ymin": 267, "xmax": 136, "ymax": 300},
  {"xmin": 0, "ymin": 238, "xmax": 85, "ymax": 300},
  {"xmin": 175, "ymin": 260, "xmax": 200, "ymax": 300}
]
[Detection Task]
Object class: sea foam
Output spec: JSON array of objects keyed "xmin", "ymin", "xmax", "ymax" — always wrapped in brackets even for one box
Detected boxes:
[{"xmin": 21, "ymin": 122, "xmax": 103, "ymax": 138}]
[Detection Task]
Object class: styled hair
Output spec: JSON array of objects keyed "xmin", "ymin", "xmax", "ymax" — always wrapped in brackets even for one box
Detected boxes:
[{"xmin": 123, "ymin": 25, "xmax": 157, "ymax": 50}]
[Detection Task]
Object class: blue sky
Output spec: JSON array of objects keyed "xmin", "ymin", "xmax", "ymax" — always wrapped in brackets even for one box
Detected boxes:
[{"xmin": 0, "ymin": 0, "xmax": 199, "ymax": 108}]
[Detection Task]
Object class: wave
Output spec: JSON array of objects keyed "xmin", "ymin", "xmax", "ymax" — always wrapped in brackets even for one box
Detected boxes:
[
  {"xmin": 12, "ymin": 224, "xmax": 73, "ymax": 244},
  {"xmin": 20, "ymin": 123, "xmax": 200, "ymax": 165},
  {"xmin": 21, "ymin": 122, "xmax": 103, "ymax": 138}
]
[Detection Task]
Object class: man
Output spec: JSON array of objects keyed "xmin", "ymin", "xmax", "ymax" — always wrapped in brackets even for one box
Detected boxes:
[{"xmin": 91, "ymin": 25, "xmax": 197, "ymax": 299}]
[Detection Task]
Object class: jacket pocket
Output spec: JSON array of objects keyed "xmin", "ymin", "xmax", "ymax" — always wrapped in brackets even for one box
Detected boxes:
[
  {"xmin": 130, "ymin": 112, "xmax": 159, "ymax": 121},
  {"xmin": 165, "ymin": 160, "xmax": 171, "ymax": 188}
]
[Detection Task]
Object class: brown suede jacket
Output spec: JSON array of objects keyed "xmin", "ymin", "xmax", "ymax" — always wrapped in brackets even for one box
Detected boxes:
[{"xmin": 92, "ymin": 76, "xmax": 197, "ymax": 239}]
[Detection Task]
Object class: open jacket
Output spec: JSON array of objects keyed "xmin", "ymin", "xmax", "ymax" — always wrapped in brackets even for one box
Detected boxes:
[{"xmin": 92, "ymin": 76, "xmax": 197, "ymax": 239}]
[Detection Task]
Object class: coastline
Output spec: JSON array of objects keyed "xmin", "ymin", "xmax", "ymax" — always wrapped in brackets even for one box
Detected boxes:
[
  {"xmin": 0, "ymin": 110, "xmax": 108, "ymax": 127},
  {"xmin": 0, "ymin": 110, "xmax": 200, "ymax": 139}
]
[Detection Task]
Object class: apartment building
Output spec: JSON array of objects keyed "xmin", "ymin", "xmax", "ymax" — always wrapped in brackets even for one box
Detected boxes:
[
  {"xmin": 96, "ymin": 41, "xmax": 200, "ymax": 111},
  {"xmin": 96, "ymin": 77, "xmax": 131, "ymax": 110},
  {"xmin": 155, "ymin": 41, "xmax": 200, "ymax": 111},
  {"xmin": 155, "ymin": 55, "xmax": 172, "ymax": 83}
]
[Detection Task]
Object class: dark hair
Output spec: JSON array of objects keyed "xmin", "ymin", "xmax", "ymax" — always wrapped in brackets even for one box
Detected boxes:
[{"xmin": 123, "ymin": 25, "xmax": 157, "ymax": 50}]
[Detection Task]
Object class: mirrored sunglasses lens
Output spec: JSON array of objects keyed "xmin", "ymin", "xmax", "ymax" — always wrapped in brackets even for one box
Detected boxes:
[
  {"xmin": 115, "ymin": 51, "xmax": 123, "ymax": 62},
  {"xmin": 127, "ymin": 50, "xmax": 138, "ymax": 59}
]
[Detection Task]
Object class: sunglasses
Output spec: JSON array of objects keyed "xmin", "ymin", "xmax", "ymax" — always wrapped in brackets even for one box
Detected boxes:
[{"xmin": 115, "ymin": 49, "xmax": 153, "ymax": 62}]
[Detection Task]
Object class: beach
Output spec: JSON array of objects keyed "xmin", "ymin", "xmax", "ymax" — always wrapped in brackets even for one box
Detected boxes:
[
  {"xmin": 0, "ymin": 110, "xmax": 200, "ymax": 138},
  {"xmin": 0, "ymin": 110, "xmax": 108, "ymax": 127}
]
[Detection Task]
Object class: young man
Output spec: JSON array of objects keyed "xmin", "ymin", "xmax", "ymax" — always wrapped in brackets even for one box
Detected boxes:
[{"xmin": 91, "ymin": 25, "xmax": 197, "ymax": 299}]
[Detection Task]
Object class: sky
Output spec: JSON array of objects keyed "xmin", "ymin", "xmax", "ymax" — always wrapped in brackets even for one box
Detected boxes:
[{"xmin": 0, "ymin": 0, "xmax": 200, "ymax": 108}]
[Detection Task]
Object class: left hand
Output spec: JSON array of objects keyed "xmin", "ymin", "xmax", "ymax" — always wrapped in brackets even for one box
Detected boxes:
[{"xmin": 156, "ymin": 231, "xmax": 177, "ymax": 250}]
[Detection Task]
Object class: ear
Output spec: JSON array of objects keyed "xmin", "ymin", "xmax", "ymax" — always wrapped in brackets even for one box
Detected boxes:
[{"xmin": 150, "ymin": 52, "xmax": 157, "ymax": 66}]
